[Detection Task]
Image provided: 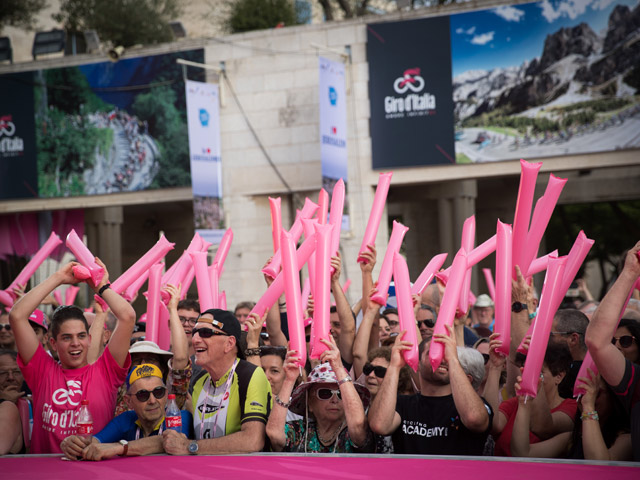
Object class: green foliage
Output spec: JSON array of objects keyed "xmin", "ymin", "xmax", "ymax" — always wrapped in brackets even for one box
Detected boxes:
[
  {"xmin": 561, "ymin": 110, "xmax": 595, "ymax": 128},
  {"xmin": 0, "ymin": 0, "xmax": 46, "ymax": 31},
  {"xmin": 555, "ymin": 97, "xmax": 631, "ymax": 114},
  {"xmin": 54, "ymin": 0, "xmax": 182, "ymax": 48},
  {"xmin": 132, "ymin": 87, "xmax": 190, "ymax": 188},
  {"xmin": 462, "ymin": 107, "xmax": 560, "ymax": 134},
  {"xmin": 624, "ymin": 66, "xmax": 640, "ymax": 91},
  {"xmin": 224, "ymin": 0, "xmax": 303, "ymax": 33},
  {"xmin": 44, "ymin": 67, "xmax": 109, "ymax": 115}
]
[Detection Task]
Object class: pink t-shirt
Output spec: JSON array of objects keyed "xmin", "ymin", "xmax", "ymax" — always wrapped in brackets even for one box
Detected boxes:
[{"xmin": 18, "ymin": 344, "xmax": 130, "ymax": 453}]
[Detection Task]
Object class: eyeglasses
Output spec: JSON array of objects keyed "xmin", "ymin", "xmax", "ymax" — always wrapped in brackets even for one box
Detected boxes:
[
  {"xmin": 0, "ymin": 324, "xmax": 11, "ymax": 331},
  {"xmin": 192, "ymin": 327, "xmax": 229, "ymax": 339},
  {"xmin": 315, "ymin": 388, "xmax": 342, "ymax": 401},
  {"xmin": 482, "ymin": 354, "xmax": 490, "ymax": 365},
  {"xmin": 179, "ymin": 316, "xmax": 198, "ymax": 327},
  {"xmin": 0, "ymin": 368, "xmax": 22, "ymax": 381},
  {"xmin": 612, "ymin": 335, "xmax": 635, "ymax": 348},
  {"xmin": 417, "ymin": 319, "xmax": 435, "ymax": 329},
  {"xmin": 132, "ymin": 386, "xmax": 167, "ymax": 402},
  {"xmin": 363, "ymin": 363, "xmax": 387, "ymax": 378}
]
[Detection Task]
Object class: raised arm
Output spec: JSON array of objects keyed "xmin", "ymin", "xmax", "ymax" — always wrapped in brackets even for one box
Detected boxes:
[
  {"xmin": 434, "ymin": 324, "xmax": 489, "ymax": 432},
  {"xmin": 266, "ymin": 349, "xmax": 302, "ymax": 451},
  {"xmin": 352, "ymin": 288, "xmax": 379, "ymax": 378},
  {"xmin": 368, "ymin": 332, "xmax": 409, "ymax": 436},
  {"xmin": 245, "ymin": 311, "xmax": 265, "ymax": 368},
  {"xmin": 166, "ymin": 284, "xmax": 188, "ymax": 370},
  {"xmin": 359, "ymin": 244, "xmax": 376, "ymax": 317},
  {"xmin": 331, "ymin": 253, "xmax": 355, "ymax": 364},
  {"xmin": 9, "ymin": 262, "xmax": 80, "ymax": 364},
  {"xmin": 585, "ymin": 241, "xmax": 640, "ymax": 387},
  {"xmin": 97, "ymin": 258, "xmax": 135, "ymax": 367},
  {"xmin": 87, "ymin": 304, "xmax": 107, "ymax": 364},
  {"xmin": 482, "ymin": 333, "xmax": 508, "ymax": 435}
]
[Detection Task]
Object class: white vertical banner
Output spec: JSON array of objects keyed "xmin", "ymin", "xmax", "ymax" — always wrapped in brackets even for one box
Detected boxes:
[
  {"xmin": 319, "ymin": 56, "xmax": 349, "ymax": 231},
  {"xmin": 185, "ymin": 80, "xmax": 225, "ymax": 245}
]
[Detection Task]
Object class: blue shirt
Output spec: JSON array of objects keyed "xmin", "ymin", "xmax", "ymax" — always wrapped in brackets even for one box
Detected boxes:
[{"xmin": 95, "ymin": 410, "xmax": 193, "ymax": 443}]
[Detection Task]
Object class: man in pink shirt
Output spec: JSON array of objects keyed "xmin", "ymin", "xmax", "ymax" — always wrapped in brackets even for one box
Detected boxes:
[{"xmin": 8, "ymin": 260, "xmax": 135, "ymax": 453}]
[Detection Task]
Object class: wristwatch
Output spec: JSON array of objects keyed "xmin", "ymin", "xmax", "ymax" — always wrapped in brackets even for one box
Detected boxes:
[
  {"xmin": 119, "ymin": 439, "xmax": 128, "ymax": 456},
  {"xmin": 511, "ymin": 302, "xmax": 528, "ymax": 313},
  {"xmin": 188, "ymin": 440, "xmax": 199, "ymax": 455}
]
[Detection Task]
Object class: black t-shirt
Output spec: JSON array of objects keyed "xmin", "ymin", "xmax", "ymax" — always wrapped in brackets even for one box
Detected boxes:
[{"xmin": 391, "ymin": 393, "xmax": 493, "ymax": 456}]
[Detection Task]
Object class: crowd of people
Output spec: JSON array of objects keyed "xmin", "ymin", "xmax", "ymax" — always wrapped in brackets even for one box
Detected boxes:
[{"xmin": 1, "ymin": 238, "xmax": 639, "ymax": 463}]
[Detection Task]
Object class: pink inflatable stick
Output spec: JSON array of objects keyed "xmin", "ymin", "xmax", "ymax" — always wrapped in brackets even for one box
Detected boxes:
[
  {"xmin": 438, "ymin": 235, "xmax": 498, "ymax": 283},
  {"xmin": 7, "ymin": 231, "xmax": 62, "ymax": 297},
  {"xmin": 112, "ymin": 235, "xmax": 174, "ymax": 294},
  {"xmin": 520, "ymin": 174, "xmax": 567, "ymax": 277},
  {"xmin": 269, "ymin": 197, "xmax": 282, "ymax": 254},
  {"xmin": 310, "ymin": 223, "xmax": 334, "ymax": 359},
  {"xmin": 66, "ymin": 229, "xmax": 104, "ymax": 287},
  {"xmin": 302, "ymin": 218, "xmax": 319, "ymax": 296},
  {"xmin": 458, "ymin": 216, "xmax": 476, "ymax": 315},
  {"xmin": 494, "ymin": 221, "xmax": 513, "ymax": 357},
  {"xmin": 429, "ymin": 248, "xmax": 468, "ymax": 371},
  {"xmin": 512, "ymin": 160, "xmax": 542, "ymax": 279},
  {"xmin": 212, "ymin": 228, "xmax": 233, "ymax": 275},
  {"xmin": 371, "ymin": 220, "xmax": 409, "ymax": 306},
  {"xmin": 280, "ymin": 229, "xmax": 308, "ymax": 367},
  {"xmin": 124, "ymin": 269, "xmax": 150, "ymax": 302},
  {"xmin": 208, "ymin": 263, "xmax": 220, "ymax": 309},
  {"xmin": 411, "ymin": 253, "xmax": 448, "ymax": 296},
  {"xmin": 218, "ymin": 291, "xmax": 227, "ymax": 310},
  {"xmin": 358, "ymin": 172, "xmax": 393, "ymax": 263},
  {"xmin": 342, "ymin": 279, "xmax": 351, "ymax": 294},
  {"xmin": 318, "ymin": 188, "xmax": 329, "ymax": 225},
  {"xmin": 517, "ymin": 255, "xmax": 567, "ymax": 398},
  {"xmin": 53, "ymin": 291, "xmax": 63, "ymax": 306},
  {"xmin": 157, "ymin": 302, "xmax": 171, "ymax": 351},
  {"xmin": 559, "ymin": 230, "xmax": 594, "ymax": 294},
  {"xmin": 145, "ymin": 263, "xmax": 164, "ymax": 345},
  {"xmin": 483, "ymin": 268, "xmax": 496, "ymax": 301},
  {"xmin": 525, "ymin": 250, "xmax": 559, "ymax": 277},
  {"xmin": 189, "ymin": 251, "xmax": 214, "ymax": 311},
  {"xmin": 301, "ymin": 277, "xmax": 311, "ymax": 312},
  {"xmin": 65, "ymin": 286, "xmax": 79, "ymax": 306},
  {"xmin": 329, "ymin": 179, "xmax": 345, "ymax": 259},
  {"xmin": 394, "ymin": 252, "xmax": 419, "ymax": 372}
]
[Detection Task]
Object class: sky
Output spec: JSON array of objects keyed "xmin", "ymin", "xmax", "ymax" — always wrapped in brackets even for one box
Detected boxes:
[{"xmin": 450, "ymin": 0, "xmax": 639, "ymax": 78}]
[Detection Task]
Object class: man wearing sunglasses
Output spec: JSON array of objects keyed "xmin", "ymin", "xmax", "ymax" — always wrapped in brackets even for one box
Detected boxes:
[
  {"xmin": 0, "ymin": 311, "xmax": 16, "ymax": 350},
  {"xmin": 548, "ymin": 309, "xmax": 589, "ymax": 399},
  {"xmin": 163, "ymin": 309, "xmax": 271, "ymax": 455},
  {"xmin": 60, "ymin": 363, "xmax": 193, "ymax": 460},
  {"xmin": 416, "ymin": 304, "xmax": 437, "ymax": 341},
  {"xmin": 586, "ymin": 241, "xmax": 640, "ymax": 461}
]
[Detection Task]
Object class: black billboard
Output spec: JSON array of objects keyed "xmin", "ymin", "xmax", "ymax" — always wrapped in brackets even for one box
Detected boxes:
[{"xmin": 367, "ymin": 17, "xmax": 456, "ymax": 169}]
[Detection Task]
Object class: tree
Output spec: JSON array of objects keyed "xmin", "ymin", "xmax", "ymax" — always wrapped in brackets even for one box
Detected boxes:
[
  {"xmin": 224, "ymin": 0, "xmax": 307, "ymax": 33},
  {"xmin": 53, "ymin": 0, "xmax": 182, "ymax": 48},
  {"xmin": 0, "ymin": 0, "xmax": 47, "ymax": 31}
]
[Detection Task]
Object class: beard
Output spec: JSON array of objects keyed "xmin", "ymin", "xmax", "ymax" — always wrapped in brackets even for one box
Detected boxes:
[{"xmin": 419, "ymin": 360, "xmax": 450, "ymax": 386}]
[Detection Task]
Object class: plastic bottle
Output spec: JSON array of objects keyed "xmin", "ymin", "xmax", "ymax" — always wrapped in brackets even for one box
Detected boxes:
[
  {"xmin": 76, "ymin": 399, "xmax": 94, "ymax": 439},
  {"xmin": 165, "ymin": 394, "xmax": 182, "ymax": 431}
]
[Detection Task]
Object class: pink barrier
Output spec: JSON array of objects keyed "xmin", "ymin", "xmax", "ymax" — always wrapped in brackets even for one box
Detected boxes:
[
  {"xmin": 310, "ymin": 223, "xmax": 334, "ymax": 359},
  {"xmin": 429, "ymin": 248, "xmax": 468, "ymax": 371},
  {"xmin": 328, "ymin": 179, "xmax": 345, "ymax": 259},
  {"xmin": 251, "ymin": 234, "xmax": 317, "ymax": 319},
  {"xmin": 458, "ymin": 216, "xmax": 476, "ymax": 315},
  {"xmin": 317, "ymin": 188, "xmax": 329, "ymax": 225},
  {"xmin": 358, "ymin": 172, "xmax": 393, "ymax": 263},
  {"xmin": 494, "ymin": 221, "xmax": 512, "ymax": 358},
  {"xmin": 394, "ymin": 253, "xmax": 419, "ymax": 372},
  {"xmin": 371, "ymin": 220, "xmax": 409, "ymax": 306},
  {"xmin": 518, "ymin": 256, "xmax": 567, "ymax": 398},
  {"xmin": 269, "ymin": 197, "xmax": 282, "ymax": 254},
  {"xmin": 145, "ymin": 263, "xmax": 164, "ymax": 345},
  {"xmin": 512, "ymin": 159, "xmax": 542, "ymax": 279},
  {"xmin": 482, "ymin": 268, "xmax": 496, "ymax": 301},
  {"xmin": 66, "ymin": 229, "xmax": 104, "ymax": 287},
  {"xmin": 281, "ymin": 230, "xmax": 307, "ymax": 367},
  {"xmin": 411, "ymin": 254, "xmax": 448, "ymax": 296},
  {"xmin": 112, "ymin": 235, "xmax": 174, "ymax": 295},
  {"xmin": 0, "ymin": 455, "xmax": 636, "ymax": 480},
  {"xmin": 263, "ymin": 199, "xmax": 318, "ymax": 279}
]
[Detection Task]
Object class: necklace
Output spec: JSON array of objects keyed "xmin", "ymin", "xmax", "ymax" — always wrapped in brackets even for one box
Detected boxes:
[{"xmin": 316, "ymin": 420, "xmax": 345, "ymax": 446}]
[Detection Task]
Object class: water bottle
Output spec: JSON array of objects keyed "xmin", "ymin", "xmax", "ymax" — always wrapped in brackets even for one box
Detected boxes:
[
  {"xmin": 76, "ymin": 399, "xmax": 94, "ymax": 440},
  {"xmin": 165, "ymin": 394, "xmax": 182, "ymax": 431}
]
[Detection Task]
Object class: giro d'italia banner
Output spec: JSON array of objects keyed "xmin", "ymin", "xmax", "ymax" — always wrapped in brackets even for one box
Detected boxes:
[
  {"xmin": 368, "ymin": 0, "xmax": 640, "ymax": 167},
  {"xmin": 319, "ymin": 56, "xmax": 350, "ymax": 231},
  {"xmin": 185, "ymin": 80, "xmax": 225, "ymax": 245}
]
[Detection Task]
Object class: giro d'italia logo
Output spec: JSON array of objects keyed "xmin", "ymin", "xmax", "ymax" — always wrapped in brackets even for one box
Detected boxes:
[
  {"xmin": 393, "ymin": 68, "xmax": 425, "ymax": 94},
  {"xmin": 0, "ymin": 114, "xmax": 24, "ymax": 157},
  {"xmin": 385, "ymin": 68, "xmax": 435, "ymax": 119}
]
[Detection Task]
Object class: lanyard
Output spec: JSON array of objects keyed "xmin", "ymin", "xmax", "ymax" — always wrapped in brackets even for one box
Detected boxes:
[
  {"xmin": 135, "ymin": 422, "xmax": 164, "ymax": 440},
  {"xmin": 199, "ymin": 359, "xmax": 238, "ymax": 439}
]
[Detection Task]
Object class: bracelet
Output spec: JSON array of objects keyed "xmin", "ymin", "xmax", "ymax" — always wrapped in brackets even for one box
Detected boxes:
[
  {"xmin": 274, "ymin": 394, "xmax": 291, "ymax": 408},
  {"xmin": 245, "ymin": 348, "xmax": 261, "ymax": 357},
  {"xmin": 581, "ymin": 410, "xmax": 599, "ymax": 421},
  {"xmin": 98, "ymin": 283, "xmax": 111, "ymax": 297},
  {"xmin": 529, "ymin": 311, "xmax": 537, "ymax": 320},
  {"xmin": 337, "ymin": 375, "xmax": 353, "ymax": 386},
  {"xmin": 278, "ymin": 302, "xmax": 286, "ymax": 307}
]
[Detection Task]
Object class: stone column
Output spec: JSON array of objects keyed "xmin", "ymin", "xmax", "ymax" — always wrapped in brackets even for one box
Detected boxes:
[{"xmin": 85, "ymin": 206, "xmax": 123, "ymax": 278}]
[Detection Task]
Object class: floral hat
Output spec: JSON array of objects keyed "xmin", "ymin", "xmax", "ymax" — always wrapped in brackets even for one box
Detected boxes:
[{"xmin": 288, "ymin": 362, "xmax": 370, "ymax": 416}]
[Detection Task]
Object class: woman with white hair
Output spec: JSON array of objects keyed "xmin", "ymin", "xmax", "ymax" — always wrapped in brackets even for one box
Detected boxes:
[{"xmin": 266, "ymin": 336, "xmax": 373, "ymax": 453}]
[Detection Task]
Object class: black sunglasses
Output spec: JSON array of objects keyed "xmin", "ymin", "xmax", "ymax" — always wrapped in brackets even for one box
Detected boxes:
[
  {"xmin": 192, "ymin": 327, "xmax": 230, "ymax": 339},
  {"xmin": 417, "ymin": 319, "xmax": 435, "ymax": 329},
  {"xmin": 363, "ymin": 363, "xmax": 387, "ymax": 378},
  {"xmin": 0, "ymin": 324, "xmax": 11, "ymax": 331},
  {"xmin": 132, "ymin": 386, "xmax": 167, "ymax": 402},
  {"xmin": 612, "ymin": 335, "xmax": 635, "ymax": 348},
  {"xmin": 316, "ymin": 388, "xmax": 342, "ymax": 401}
]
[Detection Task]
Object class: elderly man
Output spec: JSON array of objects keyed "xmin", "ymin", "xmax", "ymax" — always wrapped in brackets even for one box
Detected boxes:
[
  {"xmin": 368, "ymin": 325, "xmax": 492, "ymax": 455},
  {"xmin": 471, "ymin": 294, "xmax": 495, "ymax": 332},
  {"xmin": 162, "ymin": 309, "xmax": 271, "ymax": 455},
  {"xmin": 60, "ymin": 363, "xmax": 192, "ymax": 460}
]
